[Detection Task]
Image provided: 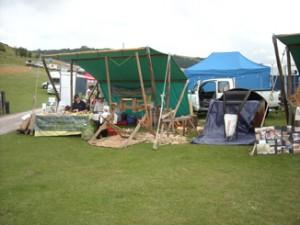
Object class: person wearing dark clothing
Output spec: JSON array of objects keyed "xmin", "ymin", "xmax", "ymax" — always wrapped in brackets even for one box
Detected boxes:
[{"xmin": 71, "ymin": 95, "xmax": 87, "ymax": 112}]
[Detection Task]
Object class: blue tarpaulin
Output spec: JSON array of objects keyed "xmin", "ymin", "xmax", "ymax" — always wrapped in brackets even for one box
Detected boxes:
[
  {"xmin": 192, "ymin": 100, "xmax": 260, "ymax": 145},
  {"xmin": 185, "ymin": 52, "xmax": 271, "ymax": 90}
]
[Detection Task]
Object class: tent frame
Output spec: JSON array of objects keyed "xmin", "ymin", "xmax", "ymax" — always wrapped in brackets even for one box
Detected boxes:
[
  {"xmin": 272, "ymin": 34, "xmax": 297, "ymax": 125},
  {"xmin": 43, "ymin": 47, "xmax": 189, "ymax": 148}
]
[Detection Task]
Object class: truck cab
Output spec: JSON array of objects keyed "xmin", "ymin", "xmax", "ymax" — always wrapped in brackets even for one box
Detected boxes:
[
  {"xmin": 188, "ymin": 77, "xmax": 280, "ymax": 112},
  {"xmin": 189, "ymin": 78, "xmax": 234, "ymax": 111}
]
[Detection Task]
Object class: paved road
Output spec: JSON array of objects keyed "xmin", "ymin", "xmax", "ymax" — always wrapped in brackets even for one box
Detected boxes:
[{"xmin": 0, "ymin": 109, "xmax": 41, "ymax": 135}]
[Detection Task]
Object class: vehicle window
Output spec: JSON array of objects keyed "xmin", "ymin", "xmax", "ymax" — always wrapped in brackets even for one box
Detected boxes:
[
  {"xmin": 52, "ymin": 78, "xmax": 60, "ymax": 84},
  {"xmin": 202, "ymin": 81, "xmax": 216, "ymax": 92},
  {"xmin": 218, "ymin": 81, "xmax": 229, "ymax": 93}
]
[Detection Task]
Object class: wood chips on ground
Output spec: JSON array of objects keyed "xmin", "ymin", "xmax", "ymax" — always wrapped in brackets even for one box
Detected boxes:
[{"xmin": 91, "ymin": 132, "xmax": 188, "ymax": 149}]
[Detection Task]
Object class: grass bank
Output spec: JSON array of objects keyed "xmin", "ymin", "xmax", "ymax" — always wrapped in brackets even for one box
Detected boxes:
[{"xmin": 0, "ymin": 65, "xmax": 48, "ymax": 113}]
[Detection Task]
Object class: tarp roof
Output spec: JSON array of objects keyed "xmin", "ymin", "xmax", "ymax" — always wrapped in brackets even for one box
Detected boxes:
[
  {"xmin": 184, "ymin": 51, "xmax": 271, "ymax": 90},
  {"xmin": 185, "ymin": 51, "xmax": 269, "ymax": 76},
  {"xmin": 276, "ymin": 33, "xmax": 300, "ymax": 73},
  {"xmin": 44, "ymin": 47, "xmax": 189, "ymax": 116},
  {"xmin": 45, "ymin": 47, "xmax": 186, "ymax": 82}
]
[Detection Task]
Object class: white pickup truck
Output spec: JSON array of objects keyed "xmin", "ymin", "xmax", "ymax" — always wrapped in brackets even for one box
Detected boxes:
[{"xmin": 188, "ymin": 78, "xmax": 280, "ymax": 112}]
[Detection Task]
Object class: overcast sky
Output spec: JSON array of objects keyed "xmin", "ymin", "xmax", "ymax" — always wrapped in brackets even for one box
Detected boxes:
[{"xmin": 0, "ymin": 0, "xmax": 299, "ymax": 65}]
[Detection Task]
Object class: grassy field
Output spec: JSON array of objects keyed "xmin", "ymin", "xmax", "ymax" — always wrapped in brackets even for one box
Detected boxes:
[
  {"xmin": 0, "ymin": 65, "xmax": 48, "ymax": 113},
  {"xmin": 1, "ymin": 43, "xmax": 298, "ymax": 224},
  {"xmin": 0, "ymin": 129, "xmax": 300, "ymax": 225},
  {"xmin": 0, "ymin": 42, "xmax": 48, "ymax": 113}
]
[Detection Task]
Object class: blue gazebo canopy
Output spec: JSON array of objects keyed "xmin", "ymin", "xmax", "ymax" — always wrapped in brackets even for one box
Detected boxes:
[{"xmin": 185, "ymin": 52, "xmax": 271, "ymax": 90}]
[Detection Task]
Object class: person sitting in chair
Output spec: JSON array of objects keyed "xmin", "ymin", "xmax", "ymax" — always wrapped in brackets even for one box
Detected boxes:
[
  {"xmin": 93, "ymin": 97, "xmax": 107, "ymax": 113},
  {"xmin": 71, "ymin": 94, "xmax": 87, "ymax": 112}
]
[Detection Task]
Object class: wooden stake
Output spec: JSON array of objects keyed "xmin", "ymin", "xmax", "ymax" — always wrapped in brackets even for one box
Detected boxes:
[
  {"xmin": 124, "ymin": 114, "xmax": 147, "ymax": 148},
  {"xmin": 165, "ymin": 57, "xmax": 171, "ymax": 110},
  {"xmin": 173, "ymin": 80, "xmax": 189, "ymax": 117},
  {"xmin": 287, "ymin": 47, "xmax": 292, "ymax": 97},
  {"xmin": 287, "ymin": 48, "xmax": 294, "ymax": 125},
  {"xmin": 88, "ymin": 121, "xmax": 107, "ymax": 145},
  {"xmin": 272, "ymin": 35, "xmax": 289, "ymax": 124},
  {"xmin": 167, "ymin": 80, "xmax": 189, "ymax": 132},
  {"xmin": 146, "ymin": 47, "xmax": 157, "ymax": 102},
  {"xmin": 42, "ymin": 57, "xmax": 60, "ymax": 102},
  {"xmin": 250, "ymin": 104, "xmax": 269, "ymax": 156},
  {"xmin": 70, "ymin": 60, "xmax": 74, "ymax": 105},
  {"xmin": 153, "ymin": 56, "xmax": 171, "ymax": 150},
  {"xmin": 99, "ymin": 115, "xmax": 129, "ymax": 138},
  {"xmin": 105, "ymin": 56, "xmax": 112, "ymax": 107},
  {"xmin": 188, "ymin": 98, "xmax": 194, "ymax": 115},
  {"xmin": 135, "ymin": 52, "xmax": 149, "ymax": 119}
]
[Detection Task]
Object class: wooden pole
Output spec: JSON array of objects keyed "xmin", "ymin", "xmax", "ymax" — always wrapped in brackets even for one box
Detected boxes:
[
  {"xmin": 104, "ymin": 56, "xmax": 112, "ymax": 106},
  {"xmin": 88, "ymin": 81, "xmax": 99, "ymax": 103},
  {"xmin": 287, "ymin": 48, "xmax": 292, "ymax": 96},
  {"xmin": 167, "ymin": 80, "xmax": 189, "ymax": 132},
  {"xmin": 42, "ymin": 57, "xmax": 60, "ymax": 102},
  {"xmin": 153, "ymin": 56, "xmax": 171, "ymax": 150},
  {"xmin": 165, "ymin": 56, "xmax": 171, "ymax": 110},
  {"xmin": 88, "ymin": 121, "xmax": 107, "ymax": 145},
  {"xmin": 70, "ymin": 60, "xmax": 74, "ymax": 105},
  {"xmin": 272, "ymin": 35, "xmax": 289, "ymax": 124},
  {"xmin": 173, "ymin": 80, "xmax": 189, "ymax": 116},
  {"xmin": 146, "ymin": 47, "xmax": 157, "ymax": 102},
  {"xmin": 287, "ymin": 47, "xmax": 294, "ymax": 125},
  {"xmin": 135, "ymin": 52, "xmax": 149, "ymax": 116},
  {"xmin": 124, "ymin": 114, "xmax": 147, "ymax": 148}
]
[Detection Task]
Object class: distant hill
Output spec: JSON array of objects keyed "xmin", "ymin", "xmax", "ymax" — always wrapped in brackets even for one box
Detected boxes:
[
  {"xmin": 32, "ymin": 46, "xmax": 109, "ymax": 57},
  {"xmin": 0, "ymin": 42, "xmax": 31, "ymax": 65},
  {"xmin": 173, "ymin": 55, "xmax": 202, "ymax": 68}
]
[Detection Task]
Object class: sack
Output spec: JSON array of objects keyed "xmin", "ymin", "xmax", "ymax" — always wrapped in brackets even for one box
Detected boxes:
[
  {"xmin": 224, "ymin": 114, "xmax": 238, "ymax": 138},
  {"xmin": 81, "ymin": 121, "xmax": 95, "ymax": 140}
]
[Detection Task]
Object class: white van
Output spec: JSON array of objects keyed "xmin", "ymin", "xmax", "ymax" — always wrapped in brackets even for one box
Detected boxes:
[{"xmin": 47, "ymin": 71, "xmax": 61, "ymax": 94}]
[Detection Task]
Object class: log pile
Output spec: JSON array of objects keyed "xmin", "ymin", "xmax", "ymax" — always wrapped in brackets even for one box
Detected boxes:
[{"xmin": 17, "ymin": 113, "xmax": 35, "ymax": 135}]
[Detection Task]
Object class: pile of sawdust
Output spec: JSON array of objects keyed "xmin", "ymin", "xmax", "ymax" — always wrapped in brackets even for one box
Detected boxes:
[
  {"xmin": 90, "ymin": 132, "xmax": 188, "ymax": 149},
  {"xmin": 92, "ymin": 135, "xmax": 144, "ymax": 148},
  {"xmin": 136, "ymin": 132, "xmax": 188, "ymax": 145}
]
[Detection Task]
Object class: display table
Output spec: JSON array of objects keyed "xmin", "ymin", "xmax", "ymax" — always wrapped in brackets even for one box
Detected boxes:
[{"xmin": 34, "ymin": 113, "xmax": 91, "ymax": 137}]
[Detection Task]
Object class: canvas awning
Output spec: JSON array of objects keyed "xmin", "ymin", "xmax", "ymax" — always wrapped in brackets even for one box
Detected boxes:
[
  {"xmin": 44, "ymin": 47, "xmax": 189, "ymax": 116},
  {"xmin": 273, "ymin": 33, "xmax": 300, "ymax": 124},
  {"xmin": 276, "ymin": 33, "xmax": 300, "ymax": 73}
]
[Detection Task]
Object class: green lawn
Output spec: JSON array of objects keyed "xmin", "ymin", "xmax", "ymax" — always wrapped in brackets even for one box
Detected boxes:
[
  {"xmin": 0, "ymin": 66, "xmax": 48, "ymax": 113},
  {"xmin": 0, "ymin": 132, "xmax": 300, "ymax": 225},
  {"xmin": 0, "ymin": 61, "xmax": 297, "ymax": 225}
]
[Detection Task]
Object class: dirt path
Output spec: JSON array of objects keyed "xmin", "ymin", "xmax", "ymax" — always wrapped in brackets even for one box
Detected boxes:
[{"xmin": 0, "ymin": 109, "xmax": 41, "ymax": 135}]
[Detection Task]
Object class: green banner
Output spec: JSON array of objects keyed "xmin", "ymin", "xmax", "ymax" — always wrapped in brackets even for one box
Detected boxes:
[{"xmin": 35, "ymin": 114, "xmax": 90, "ymax": 136}]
